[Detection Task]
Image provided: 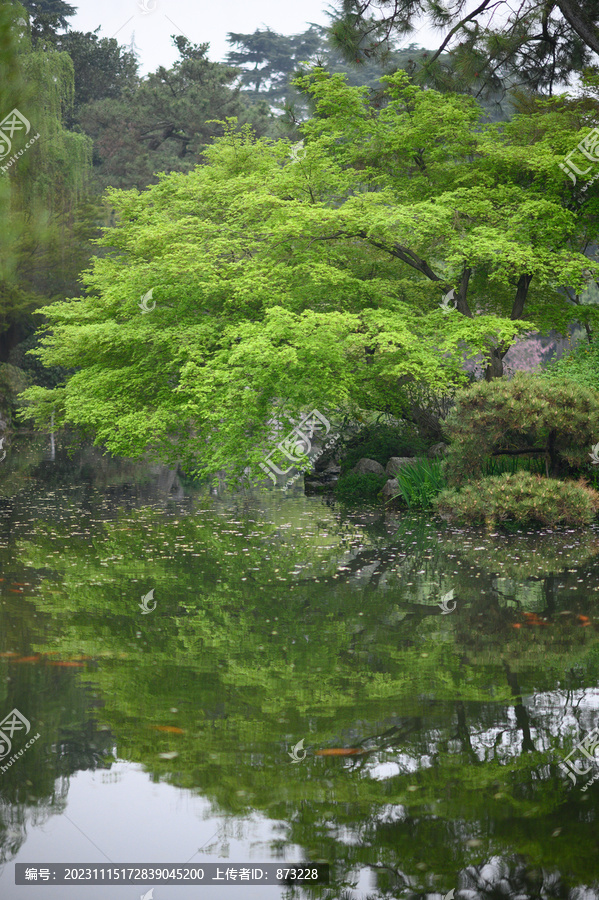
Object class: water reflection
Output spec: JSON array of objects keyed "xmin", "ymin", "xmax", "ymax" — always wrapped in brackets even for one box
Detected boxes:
[{"xmin": 0, "ymin": 440, "xmax": 598, "ymax": 897}]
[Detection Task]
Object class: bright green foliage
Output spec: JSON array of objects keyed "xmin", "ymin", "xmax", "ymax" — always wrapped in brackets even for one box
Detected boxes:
[
  {"xmin": 21, "ymin": 72, "xmax": 599, "ymax": 479},
  {"xmin": 391, "ymin": 458, "xmax": 445, "ymax": 508},
  {"xmin": 435, "ymin": 471, "xmax": 599, "ymax": 526},
  {"xmin": 541, "ymin": 335, "xmax": 599, "ymax": 391},
  {"xmin": 442, "ymin": 374, "xmax": 599, "ymax": 486}
]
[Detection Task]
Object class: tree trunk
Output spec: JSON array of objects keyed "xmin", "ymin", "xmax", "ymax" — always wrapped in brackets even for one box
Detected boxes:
[
  {"xmin": 407, "ymin": 402, "xmax": 445, "ymax": 444},
  {"xmin": 503, "ymin": 661, "xmax": 535, "ymax": 753},
  {"xmin": 484, "ymin": 345, "xmax": 505, "ymax": 381},
  {"xmin": 484, "ymin": 273, "xmax": 534, "ymax": 380},
  {"xmin": 547, "ymin": 428, "xmax": 559, "ymax": 477}
]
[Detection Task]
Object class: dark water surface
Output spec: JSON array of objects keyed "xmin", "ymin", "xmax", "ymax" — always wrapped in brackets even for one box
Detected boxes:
[{"xmin": 0, "ymin": 440, "xmax": 598, "ymax": 898}]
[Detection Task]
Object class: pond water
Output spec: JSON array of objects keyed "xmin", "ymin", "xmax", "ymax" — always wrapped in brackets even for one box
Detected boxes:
[{"xmin": 0, "ymin": 439, "xmax": 598, "ymax": 898}]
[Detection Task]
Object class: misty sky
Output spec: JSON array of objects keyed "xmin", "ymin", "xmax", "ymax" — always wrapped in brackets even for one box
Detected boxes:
[
  {"xmin": 70, "ymin": 0, "xmax": 435, "ymax": 73},
  {"xmin": 71, "ymin": 0, "xmax": 338, "ymax": 72}
]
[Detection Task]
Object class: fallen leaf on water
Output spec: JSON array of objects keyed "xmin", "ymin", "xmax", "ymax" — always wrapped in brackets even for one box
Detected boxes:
[{"xmin": 150, "ymin": 725, "xmax": 185, "ymax": 734}]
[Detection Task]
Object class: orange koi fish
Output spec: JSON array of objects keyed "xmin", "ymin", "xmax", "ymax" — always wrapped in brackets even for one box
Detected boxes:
[
  {"xmin": 48, "ymin": 661, "xmax": 86, "ymax": 667},
  {"xmin": 150, "ymin": 725, "xmax": 185, "ymax": 734},
  {"xmin": 315, "ymin": 748, "xmax": 365, "ymax": 756}
]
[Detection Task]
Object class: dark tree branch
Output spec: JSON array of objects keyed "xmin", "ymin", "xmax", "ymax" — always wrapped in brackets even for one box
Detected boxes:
[
  {"xmin": 427, "ymin": 0, "xmax": 497, "ymax": 65},
  {"xmin": 557, "ymin": 0, "xmax": 599, "ymax": 56},
  {"xmin": 357, "ymin": 231, "xmax": 444, "ymax": 283},
  {"xmin": 457, "ymin": 267, "xmax": 474, "ymax": 317},
  {"xmin": 511, "ymin": 273, "xmax": 533, "ymax": 319}
]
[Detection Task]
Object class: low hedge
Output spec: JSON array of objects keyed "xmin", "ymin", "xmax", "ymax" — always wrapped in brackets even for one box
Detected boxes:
[
  {"xmin": 335, "ymin": 472, "xmax": 387, "ymax": 502},
  {"xmin": 434, "ymin": 471, "xmax": 599, "ymax": 526}
]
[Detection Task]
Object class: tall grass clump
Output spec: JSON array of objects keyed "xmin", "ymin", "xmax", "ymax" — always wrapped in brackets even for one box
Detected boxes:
[{"xmin": 391, "ymin": 458, "xmax": 446, "ymax": 508}]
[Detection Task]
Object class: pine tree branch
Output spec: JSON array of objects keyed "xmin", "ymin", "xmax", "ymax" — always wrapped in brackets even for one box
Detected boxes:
[
  {"xmin": 556, "ymin": 0, "xmax": 599, "ymax": 56},
  {"xmin": 427, "ymin": 0, "xmax": 498, "ymax": 65}
]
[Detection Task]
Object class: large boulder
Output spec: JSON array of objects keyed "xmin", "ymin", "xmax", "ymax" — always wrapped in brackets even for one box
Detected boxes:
[
  {"xmin": 386, "ymin": 457, "xmax": 417, "ymax": 477},
  {"xmin": 303, "ymin": 462, "xmax": 341, "ymax": 494},
  {"xmin": 352, "ymin": 458, "xmax": 386, "ymax": 476},
  {"xmin": 381, "ymin": 478, "xmax": 399, "ymax": 500}
]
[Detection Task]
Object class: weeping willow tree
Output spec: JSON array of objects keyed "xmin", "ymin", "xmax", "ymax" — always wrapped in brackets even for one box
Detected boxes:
[
  {"xmin": 0, "ymin": 4, "xmax": 26, "ymax": 290},
  {"xmin": 0, "ymin": 2, "xmax": 92, "ymax": 402}
]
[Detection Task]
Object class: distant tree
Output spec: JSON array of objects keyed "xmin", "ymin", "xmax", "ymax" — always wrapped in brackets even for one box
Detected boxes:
[
  {"xmin": 54, "ymin": 29, "xmax": 138, "ymax": 122},
  {"xmin": 18, "ymin": 0, "xmax": 76, "ymax": 42},
  {"xmin": 77, "ymin": 36, "xmax": 272, "ymax": 191},
  {"xmin": 227, "ymin": 26, "xmax": 514, "ymax": 123},
  {"xmin": 226, "ymin": 27, "xmax": 322, "ymax": 100}
]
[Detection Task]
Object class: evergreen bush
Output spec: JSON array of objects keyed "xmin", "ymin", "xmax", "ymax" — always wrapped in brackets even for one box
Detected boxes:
[
  {"xmin": 435, "ymin": 472, "xmax": 599, "ymax": 526},
  {"xmin": 442, "ymin": 373, "xmax": 599, "ymax": 486}
]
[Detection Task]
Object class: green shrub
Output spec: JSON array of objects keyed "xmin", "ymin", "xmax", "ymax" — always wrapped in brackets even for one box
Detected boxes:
[
  {"xmin": 541, "ymin": 337, "xmax": 599, "ymax": 390},
  {"xmin": 442, "ymin": 373, "xmax": 599, "ymax": 486},
  {"xmin": 391, "ymin": 458, "xmax": 446, "ymax": 508},
  {"xmin": 435, "ymin": 471, "xmax": 599, "ymax": 526},
  {"xmin": 339, "ymin": 423, "xmax": 426, "ymax": 474},
  {"xmin": 335, "ymin": 472, "xmax": 387, "ymax": 502}
]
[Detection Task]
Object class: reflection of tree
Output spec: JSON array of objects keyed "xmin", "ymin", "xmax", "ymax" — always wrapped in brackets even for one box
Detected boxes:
[
  {"xmin": 0, "ymin": 656, "xmax": 114, "ymax": 865},
  {"xmin": 7, "ymin": 499, "xmax": 599, "ymax": 894},
  {"xmin": 459, "ymin": 858, "xmax": 571, "ymax": 900}
]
